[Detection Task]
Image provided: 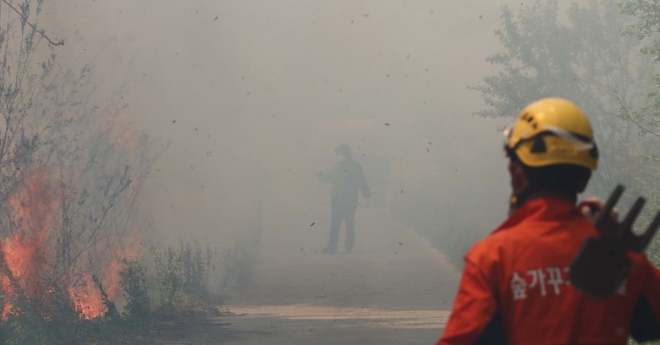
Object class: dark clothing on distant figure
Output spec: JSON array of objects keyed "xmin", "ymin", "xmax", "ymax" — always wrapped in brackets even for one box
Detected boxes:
[
  {"xmin": 319, "ymin": 158, "xmax": 369, "ymax": 251},
  {"xmin": 330, "ymin": 200, "xmax": 356, "ymax": 252}
]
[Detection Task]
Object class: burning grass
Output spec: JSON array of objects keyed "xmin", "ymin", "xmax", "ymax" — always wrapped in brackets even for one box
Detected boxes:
[
  {"xmin": 0, "ymin": 238, "xmax": 225, "ymax": 345},
  {"xmin": 0, "ymin": 162, "xmax": 225, "ymax": 338},
  {"xmin": 0, "ymin": 121, "xmax": 228, "ymax": 344},
  {"xmin": 0, "ymin": 259, "xmax": 151, "ymax": 345}
]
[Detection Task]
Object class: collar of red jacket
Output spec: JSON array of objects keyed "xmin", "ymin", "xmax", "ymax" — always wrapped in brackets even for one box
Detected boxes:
[{"xmin": 492, "ymin": 197, "xmax": 583, "ymax": 234}]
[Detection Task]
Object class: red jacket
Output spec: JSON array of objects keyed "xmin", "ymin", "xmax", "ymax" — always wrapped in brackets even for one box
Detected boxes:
[{"xmin": 437, "ymin": 198, "xmax": 660, "ymax": 345}]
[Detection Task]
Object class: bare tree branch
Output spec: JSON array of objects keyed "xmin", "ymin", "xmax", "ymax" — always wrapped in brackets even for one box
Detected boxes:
[{"xmin": 0, "ymin": 0, "xmax": 63, "ymax": 46}]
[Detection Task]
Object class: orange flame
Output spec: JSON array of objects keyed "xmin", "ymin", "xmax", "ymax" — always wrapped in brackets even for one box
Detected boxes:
[
  {"xmin": 0, "ymin": 165, "xmax": 143, "ymax": 320},
  {"xmin": 68, "ymin": 275, "xmax": 105, "ymax": 319},
  {"xmin": 1, "ymin": 167, "xmax": 56, "ymax": 318},
  {"xmin": 68, "ymin": 241, "xmax": 143, "ymax": 319}
]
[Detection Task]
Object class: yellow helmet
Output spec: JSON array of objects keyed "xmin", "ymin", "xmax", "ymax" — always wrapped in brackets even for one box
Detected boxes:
[{"xmin": 504, "ymin": 98, "xmax": 598, "ymax": 170}]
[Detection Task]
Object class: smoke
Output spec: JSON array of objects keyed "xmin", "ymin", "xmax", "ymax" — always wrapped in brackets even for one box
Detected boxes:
[{"xmin": 32, "ymin": 0, "xmax": 527, "ymax": 297}]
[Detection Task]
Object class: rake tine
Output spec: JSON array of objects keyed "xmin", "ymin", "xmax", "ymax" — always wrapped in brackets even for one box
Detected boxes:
[
  {"xmin": 595, "ymin": 185, "xmax": 624, "ymax": 227},
  {"xmin": 632, "ymin": 210, "xmax": 660, "ymax": 252},
  {"xmin": 621, "ymin": 197, "xmax": 646, "ymax": 237}
]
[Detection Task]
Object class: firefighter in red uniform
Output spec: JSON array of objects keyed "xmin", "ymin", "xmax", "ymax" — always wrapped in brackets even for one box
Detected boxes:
[{"xmin": 437, "ymin": 98, "xmax": 660, "ymax": 345}]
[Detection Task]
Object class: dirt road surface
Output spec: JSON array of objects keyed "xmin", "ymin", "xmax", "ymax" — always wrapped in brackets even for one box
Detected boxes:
[{"xmin": 158, "ymin": 206, "xmax": 461, "ymax": 344}]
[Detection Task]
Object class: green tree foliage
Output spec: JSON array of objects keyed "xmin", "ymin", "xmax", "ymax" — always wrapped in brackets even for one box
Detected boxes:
[
  {"xmin": 620, "ymin": 0, "xmax": 660, "ymax": 279},
  {"xmin": 472, "ymin": 0, "xmax": 660, "ymax": 217},
  {"xmin": 620, "ymin": 1, "xmax": 660, "ymax": 159},
  {"xmin": 621, "ymin": 0, "xmax": 660, "ymax": 133}
]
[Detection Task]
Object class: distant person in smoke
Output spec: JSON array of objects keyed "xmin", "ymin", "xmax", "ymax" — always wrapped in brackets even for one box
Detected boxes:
[{"xmin": 318, "ymin": 144, "xmax": 370, "ymax": 254}]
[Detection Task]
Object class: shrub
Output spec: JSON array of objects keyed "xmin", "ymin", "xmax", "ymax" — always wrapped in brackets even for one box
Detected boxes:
[
  {"xmin": 180, "ymin": 241, "xmax": 212, "ymax": 295},
  {"xmin": 151, "ymin": 240, "xmax": 217, "ymax": 311},
  {"xmin": 118, "ymin": 260, "xmax": 151, "ymax": 324},
  {"xmin": 0, "ymin": 259, "xmax": 158, "ymax": 345},
  {"xmin": 151, "ymin": 246, "xmax": 183, "ymax": 311}
]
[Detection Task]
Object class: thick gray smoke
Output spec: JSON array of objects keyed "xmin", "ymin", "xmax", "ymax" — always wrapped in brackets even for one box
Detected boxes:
[
  {"xmin": 33, "ymin": 0, "xmax": 531, "ymax": 342},
  {"xmin": 42, "ymin": 0, "xmax": 513, "ymax": 248}
]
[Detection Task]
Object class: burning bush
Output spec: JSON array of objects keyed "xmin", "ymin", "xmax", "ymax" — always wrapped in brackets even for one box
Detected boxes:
[
  {"xmin": 0, "ymin": 259, "xmax": 154, "ymax": 345},
  {"xmin": 0, "ymin": 163, "xmax": 148, "ymax": 321},
  {"xmin": 0, "ymin": 0, "xmax": 158, "ymax": 343},
  {"xmin": 0, "ymin": 85, "xmax": 150, "ymax": 321},
  {"xmin": 0, "ymin": 1, "xmax": 242, "ymax": 342}
]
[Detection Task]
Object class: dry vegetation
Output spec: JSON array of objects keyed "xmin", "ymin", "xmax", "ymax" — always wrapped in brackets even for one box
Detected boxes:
[{"xmin": 0, "ymin": 1, "xmax": 238, "ymax": 343}]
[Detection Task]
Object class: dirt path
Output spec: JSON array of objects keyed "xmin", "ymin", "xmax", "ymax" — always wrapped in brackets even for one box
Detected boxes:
[{"xmin": 158, "ymin": 206, "xmax": 461, "ymax": 344}]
